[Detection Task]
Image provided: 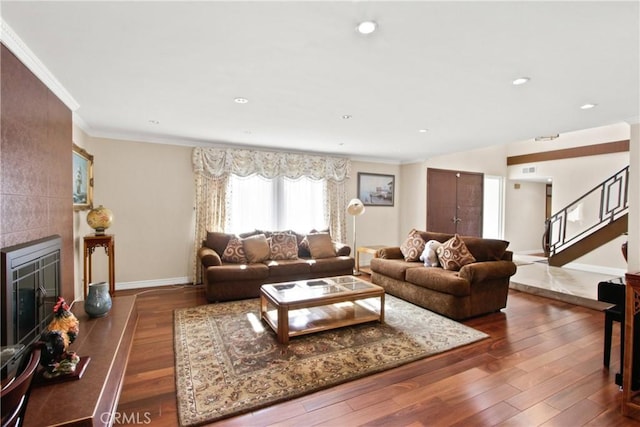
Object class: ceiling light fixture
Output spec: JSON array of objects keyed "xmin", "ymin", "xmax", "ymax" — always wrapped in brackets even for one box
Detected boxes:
[
  {"xmin": 534, "ymin": 134, "xmax": 560, "ymax": 142},
  {"xmin": 342, "ymin": 114, "xmax": 352, "ymax": 119},
  {"xmin": 512, "ymin": 77, "xmax": 530, "ymax": 85},
  {"xmin": 148, "ymin": 120, "xmax": 159, "ymax": 125},
  {"xmin": 580, "ymin": 103, "xmax": 597, "ymax": 109},
  {"xmin": 356, "ymin": 21, "xmax": 377, "ymax": 35},
  {"xmin": 234, "ymin": 97, "xmax": 248, "ymax": 104},
  {"xmin": 418, "ymin": 129, "xmax": 428, "ymax": 133}
]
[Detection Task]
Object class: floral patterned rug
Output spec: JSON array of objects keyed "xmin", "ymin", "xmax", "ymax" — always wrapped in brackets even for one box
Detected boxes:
[{"xmin": 174, "ymin": 295, "xmax": 488, "ymax": 426}]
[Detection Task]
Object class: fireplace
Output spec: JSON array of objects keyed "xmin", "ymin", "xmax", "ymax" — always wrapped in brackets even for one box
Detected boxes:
[{"xmin": 1, "ymin": 235, "xmax": 61, "ymax": 377}]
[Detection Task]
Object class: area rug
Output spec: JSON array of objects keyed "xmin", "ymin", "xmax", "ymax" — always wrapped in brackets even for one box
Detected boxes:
[{"xmin": 174, "ymin": 295, "xmax": 488, "ymax": 426}]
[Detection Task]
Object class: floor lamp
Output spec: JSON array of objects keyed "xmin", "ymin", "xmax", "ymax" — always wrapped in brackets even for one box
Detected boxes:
[{"xmin": 347, "ymin": 198, "xmax": 365, "ymax": 275}]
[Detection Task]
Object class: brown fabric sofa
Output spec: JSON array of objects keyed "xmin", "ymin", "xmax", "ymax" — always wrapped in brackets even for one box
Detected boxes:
[
  {"xmin": 370, "ymin": 231, "xmax": 517, "ymax": 320},
  {"xmin": 198, "ymin": 230, "xmax": 354, "ymax": 302}
]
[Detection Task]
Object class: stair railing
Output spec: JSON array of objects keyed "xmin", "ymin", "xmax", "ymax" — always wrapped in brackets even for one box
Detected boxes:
[{"xmin": 546, "ymin": 165, "xmax": 629, "ymax": 257}]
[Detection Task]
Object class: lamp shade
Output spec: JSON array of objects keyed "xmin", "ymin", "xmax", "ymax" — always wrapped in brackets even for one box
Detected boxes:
[{"xmin": 347, "ymin": 198, "xmax": 365, "ymax": 216}]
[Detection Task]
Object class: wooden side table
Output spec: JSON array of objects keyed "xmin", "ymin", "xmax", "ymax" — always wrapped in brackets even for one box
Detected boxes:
[
  {"xmin": 622, "ymin": 272, "xmax": 640, "ymax": 417},
  {"xmin": 356, "ymin": 245, "xmax": 387, "ymax": 274},
  {"xmin": 83, "ymin": 234, "xmax": 115, "ymax": 298}
]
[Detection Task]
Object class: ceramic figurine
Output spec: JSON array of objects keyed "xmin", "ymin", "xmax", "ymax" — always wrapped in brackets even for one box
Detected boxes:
[{"xmin": 40, "ymin": 297, "xmax": 81, "ymax": 378}]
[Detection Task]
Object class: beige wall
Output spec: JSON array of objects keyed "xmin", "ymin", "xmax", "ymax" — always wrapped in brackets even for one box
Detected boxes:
[
  {"xmin": 72, "ymin": 128, "xmax": 195, "ymax": 297},
  {"xmin": 347, "ymin": 161, "xmax": 401, "ymax": 267},
  {"xmin": 69, "ymin": 121, "xmax": 633, "ymax": 296}
]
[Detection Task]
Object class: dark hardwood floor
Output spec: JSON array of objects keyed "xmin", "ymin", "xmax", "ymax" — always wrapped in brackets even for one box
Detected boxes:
[{"xmin": 116, "ymin": 281, "xmax": 640, "ymax": 426}]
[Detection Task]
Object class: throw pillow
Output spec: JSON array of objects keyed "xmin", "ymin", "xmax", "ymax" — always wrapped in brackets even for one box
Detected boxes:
[
  {"xmin": 269, "ymin": 233, "xmax": 299, "ymax": 260},
  {"xmin": 400, "ymin": 229, "xmax": 426, "ymax": 261},
  {"xmin": 307, "ymin": 233, "xmax": 337, "ymax": 259},
  {"xmin": 419, "ymin": 239, "xmax": 442, "ymax": 267},
  {"xmin": 221, "ymin": 236, "xmax": 247, "ymax": 263},
  {"xmin": 436, "ymin": 234, "xmax": 476, "ymax": 271},
  {"xmin": 242, "ymin": 234, "xmax": 271, "ymax": 263}
]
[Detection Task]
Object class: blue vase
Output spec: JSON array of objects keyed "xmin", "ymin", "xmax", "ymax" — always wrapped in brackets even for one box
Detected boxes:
[{"xmin": 84, "ymin": 282, "xmax": 112, "ymax": 318}]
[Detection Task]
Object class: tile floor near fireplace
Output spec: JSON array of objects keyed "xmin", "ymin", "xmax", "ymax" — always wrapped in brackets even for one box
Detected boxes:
[{"xmin": 510, "ymin": 254, "xmax": 623, "ymax": 310}]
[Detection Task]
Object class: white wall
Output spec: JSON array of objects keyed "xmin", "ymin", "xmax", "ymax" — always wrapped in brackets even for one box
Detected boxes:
[
  {"xmin": 506, "ymin": 123, "xmax": 630, "ymax": 273},
  {"xmin": 72, "ymin": 130, "xmax": 195, "ymax": 297},
  {"xmin": 398, "ymin": 143, "xmax": 510, "ymax": 242},
  {"xmin": 347, "ymin": 160, "xmax": 401, "ymax": 266},
  {"xmin": 504, "ymin": 181, "xmax": 547, "ymax": 252}
]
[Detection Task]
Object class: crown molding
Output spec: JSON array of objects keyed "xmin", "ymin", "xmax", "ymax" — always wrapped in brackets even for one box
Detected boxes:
[{"xmin": 1, "ymin": 18, "xmax": 79, "ymax": 111}]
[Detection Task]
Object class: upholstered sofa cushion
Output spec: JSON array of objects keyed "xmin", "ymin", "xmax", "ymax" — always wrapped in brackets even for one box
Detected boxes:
[
  {"xmin": 206, "ymin": 231, "xmax": 233, "ymax": 257},
  {"xmin": 369, "ymin": 258, "xmax": 421, "ymax": 281},
  {"xmin": 264, "ymin": 259, "xmax": 311, "ymax": 277},
  {"xmin": 207, "ymin": 263, "xmax": 269, "ymax": 281},
  {"xmin": 307, "ymin": 257, "xmax": 354, "ymax": 275},
  {"xmin": 405, "ymin": 267, "xmax": 471, "ymax": 297},
  {"xmin": 460, "ymin": 236, "xmax": 509, "ymax": 262}
]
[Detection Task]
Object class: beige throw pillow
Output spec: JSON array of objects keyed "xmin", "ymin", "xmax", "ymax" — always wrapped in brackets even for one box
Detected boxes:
[
  {"xmin": 307, "ymin": 233, "xmax": 336, "ymax": 259},
  {"xmin": 400, "ymin": 229, "xmax": 426, "ymax": 261},
  {"xmin": 436, "ymin": 234, "xmax": 476, "ymax": 271},
  {"xmin": 242, "ymin": 234, "xmax": 271, "ymax": 263},
  {"xmin": 221, "ymin": 236, "xmax": 247, "ymax": 263}
]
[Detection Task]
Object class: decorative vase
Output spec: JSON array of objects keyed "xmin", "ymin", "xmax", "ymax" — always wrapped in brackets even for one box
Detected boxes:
[
  {"xmin": 84, "ymin": 282, "xmax": 112, "ymax": 318},
  {"xmin": 86, "ymin": 205, "xmax": 113, "ymax": 235}
]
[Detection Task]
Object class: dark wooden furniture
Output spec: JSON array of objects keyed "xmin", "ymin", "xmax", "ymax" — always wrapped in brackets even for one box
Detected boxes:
[
  {"xmin": 23, "ymin": 296, "xmax": 137, "ymax": 427},
  {"xmin": 597, "ymin": 277, "xmax": 625, "ymax": 385},
  {"xmin": 426, "ymin": 168, "xmax": 483, "ymax": 237},
  {"xmin": 622, "ymin": 272, "xmax": 640, "ymax": 417},
  {"xmin": 83, "ymin": 235, "xmax": 115, "ymax": 298},
  {"xmin": 1, "ymin": 347, "xmax": 41, "ymax": 427}
]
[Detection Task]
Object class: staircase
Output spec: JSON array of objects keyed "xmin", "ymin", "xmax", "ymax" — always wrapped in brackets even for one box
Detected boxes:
[{"xmin": 544, "ymin": 166, "xmax": 628, "ymax": 267}]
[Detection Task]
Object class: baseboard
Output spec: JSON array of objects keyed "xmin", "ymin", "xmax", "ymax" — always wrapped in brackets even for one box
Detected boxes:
[{"xmin": 116, "ymin": 276, "xmax": 192, "ymax": 291}]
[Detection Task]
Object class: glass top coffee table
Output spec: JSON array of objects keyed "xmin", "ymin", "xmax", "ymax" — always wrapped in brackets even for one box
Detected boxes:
[{"xmin": 260, "ymin": 275, "xmax": 385, "ymax": 344}]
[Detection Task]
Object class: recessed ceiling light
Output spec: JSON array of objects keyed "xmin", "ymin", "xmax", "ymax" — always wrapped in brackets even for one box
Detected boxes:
[
  {"xmin": 580, "ymin": 103, "xmax": 597, "ymax": 109},
  {"xmin": 234, "ymin": 97, "xmax": 248, "ymax": 104},
  {"xmin": 418, "ymin": 129, "xmax": 429, "ymax": 133},
  {"xmin": 356, "ymin": 21, "xmax": 377, "ymax": 35},
  {"xmin": 512, "ymin": 77, "xmax": 530, "ymax": 85},
  {"xmin": 342, "ymin": 114, "xmax": 352, "ymax": 119}
]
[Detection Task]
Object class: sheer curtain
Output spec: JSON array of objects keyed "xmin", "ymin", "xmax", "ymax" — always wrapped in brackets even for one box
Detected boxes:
[{"xmin": 192, "ymin": 147, "xmax": 350, "ymax": 283}]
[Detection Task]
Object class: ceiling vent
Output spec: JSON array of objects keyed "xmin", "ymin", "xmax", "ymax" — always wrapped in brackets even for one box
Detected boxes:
[{"xmin": 522, "ymin": 166, "xmax": 536, "ymax": 174}]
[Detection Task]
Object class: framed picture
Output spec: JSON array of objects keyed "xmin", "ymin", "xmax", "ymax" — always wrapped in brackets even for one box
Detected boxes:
[
  {"xmin": 73, "ymin": 143, "xmax": 93, "ymax": 211},
  {"xmin": 358, "ymin": 173, "xmax": 395, "ymax": 206}
]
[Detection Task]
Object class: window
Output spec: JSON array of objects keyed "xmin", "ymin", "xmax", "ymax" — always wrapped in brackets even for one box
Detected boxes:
[
  {"xmin": 226, "ymin": 174, "xmax": 327, "ymax": 234},
  {"xmin": 483, "ymin": 175, "xmax": 504, "ymax": 239}
]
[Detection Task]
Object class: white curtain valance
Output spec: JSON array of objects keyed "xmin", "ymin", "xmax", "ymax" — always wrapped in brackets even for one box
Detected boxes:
[{"xmin": 192, "ymin": 147, "xmax": 351, "ymax": 181}]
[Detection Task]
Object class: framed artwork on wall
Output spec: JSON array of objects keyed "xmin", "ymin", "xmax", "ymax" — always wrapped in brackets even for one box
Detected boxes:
[
  {"xmin": 358, "ymin": 172, "xmax": 395, "ymax": 206},
  {"xmin": 73, "ymin": 143, "xmax": 93, "ymax": 211}
]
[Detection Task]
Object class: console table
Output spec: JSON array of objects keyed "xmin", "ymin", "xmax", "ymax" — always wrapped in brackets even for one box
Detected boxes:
[
  {"xmin": 23, "ymin": 296, "xmax": 138, "ymax": 427},
  {"xmin": 83, "ymin": 234, "xmax": 115, "ymax": 298}
]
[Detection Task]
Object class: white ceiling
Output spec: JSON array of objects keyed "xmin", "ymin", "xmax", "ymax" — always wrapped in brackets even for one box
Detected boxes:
[{"xmin": 1, "ymin": 1, "xmax": 638, "ymax": 163}]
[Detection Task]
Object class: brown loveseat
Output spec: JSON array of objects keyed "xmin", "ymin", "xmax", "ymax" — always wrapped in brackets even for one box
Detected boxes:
[
  {"xmin": 198, "ymin": 230, "xmax": 354, "ymax": 302},
  {"xmin": 370, "ymin": 230, "xmax": 517, "ymax": 320}
]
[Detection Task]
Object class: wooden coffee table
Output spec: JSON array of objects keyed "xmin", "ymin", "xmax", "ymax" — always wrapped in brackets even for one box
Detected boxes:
[{"xmin": 260, "ymin": 276, "xmax": 385, "ymax": 344}]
